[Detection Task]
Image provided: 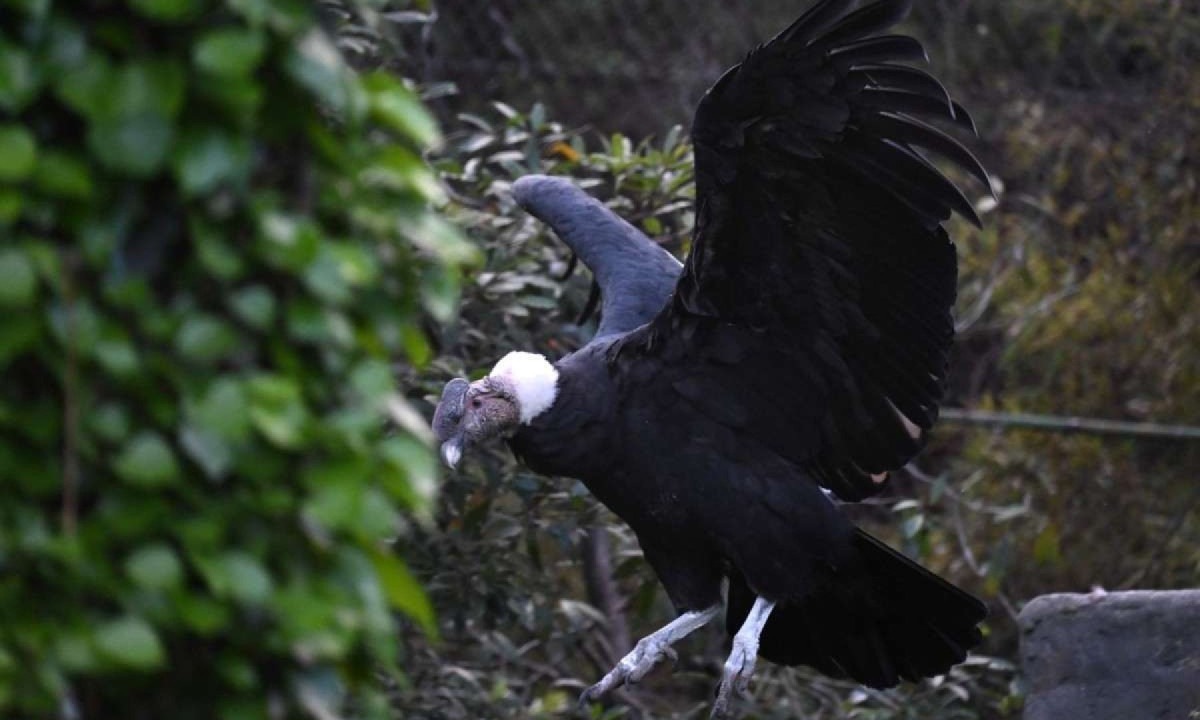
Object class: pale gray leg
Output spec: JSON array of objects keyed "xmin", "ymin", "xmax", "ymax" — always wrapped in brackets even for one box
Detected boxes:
[
  {"xmin": 580, "ymin": 605, "xmax": 721, "ymax": 705},
  {"xmin": 711, "ymin": 596, "xmax": 776, "ymax": 719}
]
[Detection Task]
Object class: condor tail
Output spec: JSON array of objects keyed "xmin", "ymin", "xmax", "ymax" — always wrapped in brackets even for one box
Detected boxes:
[{"xmin": 726, "ymin": 528, "xmax": 987, "ymax": 688}]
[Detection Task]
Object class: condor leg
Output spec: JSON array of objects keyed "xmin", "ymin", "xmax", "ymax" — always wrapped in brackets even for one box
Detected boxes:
[
  {"xmin": 711, "ymin": 596, "xmax": 776, "ymax": 719},
  {"xmin": 580, "ymin": 605, "xmax": 721, "ymax": 705}
]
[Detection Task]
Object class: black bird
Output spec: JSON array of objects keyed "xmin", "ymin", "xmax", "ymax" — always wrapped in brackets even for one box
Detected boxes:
[{"xmin": 433, "ymin": 0, "xmax": 991, "ymax": 716}]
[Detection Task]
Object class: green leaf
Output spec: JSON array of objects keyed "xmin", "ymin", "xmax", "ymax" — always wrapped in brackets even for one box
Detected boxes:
[
  {"xmin": 42, "ymin": 17, "xmax": 88, "ymax": 74},
  {"xmin": 0, "ymin": 248, "xmax": 36, "ymax": 307},
  {"xmin": 302, "ymin": 481, "xmax": 362, "ymax": 533},
  {"xmin": 186, "ymin": 379, "xmax": 250, "ymax": 442},
  {"xmin": 419, "ymin": 264, "xmax": 461, "ymax": 323},
  {"xmin": 54, "ymin": 629, "xmax": 99, "ymax": 672},
  {"xmin": 359, "ymin": 146, "xmax": 445, "ymax": 202},
  {"xmin": 200, "ymin": 551, "xmax": 273, "ymax": 605},
  {"xmin": 0, "ymin": 124, "xmax": 37, "ymax": 181},
  {"xmin": 229, "ymin": 285, "xmax": 275, "ymax": 329},
  {"xmin": 247, "ymin": 374, "xmax": 308, "ymax": 448},
  {"xmin": 256, "ymin": 211, "xmax": 320, "ymax": 270},
  {"xmin": 193, "ymin": 216, "xmax": 246, "ymax": 279},
  {"xmin": 176, "ymin": 594, "xmax": 230, "ymax": 635},
  {"xmin": 0, "ymin": 42, "xmax": 41, "ymax": 112},
  {"xmin": 349, "ymin": 358, "xmax": 393, "ymax": 401},
  {"xmin": 173, "ymin": 129, "xmax": 250, "ymax": 196},
  {"xmin": 179, "ymin": 424, "xmax": 233, "ymax": 479},
  {"xmin": 175, "ymin": 315, "xmax": 237, "ymax": 364},
  {"xmin": 109, "ymin": 61, "xmax": 186, "ymax": 119},
  {"xmin": 33, "ymin": 151, "xmax": 93, "ymax": 199},
  {"xmin": 125, "ymin": 544, "xmax": 183, "ymax": 590},
  {"xmin": 193, "ymin": 29, "xmax": 266, "ymax": 78},
  {"xmin": 0, "ymin": 187, "xmax": 21, "ymax": 225},
  {"xmin": 227, "ymin": 0, "xmax": 309, "ymax": 32},
  {"xmin": 370, "ymin": 549, "xmax": 436, "ymax": 636},
  {"xmin": 301, "ymin": 247, "xmax": 351, "ymax": 305},
  {"xmin": 88, "ymin": 113, "xmax": 174, "ymax": 177},
  {"xmin": 404, "ymin": 213, "xmax": 477, "ymax": 266},
  {"xmin": 93, "ymin": 338, "xmax": 139, "ymax": 376},
  {"xmin": 89, "ymin": 403, "xmax": 130, "ymax": 442},
  {"xmin": 114, "ymin": 431, "xmax": 179, "ymax": 487},
  {"xmin": 55, "ymin": 53, "xmax": 113, "ymax": 119},
  {"xmin": 128, "ymin": 0, "xmax": 203, "ymax": 22},
  {"xmin": 363, "ymin": 72, "xmax": 440, "ymax": 148},
  {"xmin": 93, "ymin": 616, "xmax": 165, "ymax": 670},
  {"xmin": 284, "ymin": 30, "xmax": 363, "ymax": 118}
]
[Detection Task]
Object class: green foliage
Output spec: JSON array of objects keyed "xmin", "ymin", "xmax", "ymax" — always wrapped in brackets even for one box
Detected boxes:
[
  {"xmin": 0, "ymin": 0, "xmax": 472, "ymax": 717},
  {"xmin": 910, "ymin": 0, "xmax": 1200, "ymax": 618}
]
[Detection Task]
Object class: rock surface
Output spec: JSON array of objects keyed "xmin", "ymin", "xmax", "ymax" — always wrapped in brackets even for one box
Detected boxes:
[{"xmin": 1020, "ymin": 590, "xmax": 1200, "ymax": 720}]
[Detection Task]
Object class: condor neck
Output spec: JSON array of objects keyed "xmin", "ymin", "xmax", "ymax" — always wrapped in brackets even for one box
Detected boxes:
[{"xmin": 507, "ymin": 344, "xmax": 617, "ymax": 480}]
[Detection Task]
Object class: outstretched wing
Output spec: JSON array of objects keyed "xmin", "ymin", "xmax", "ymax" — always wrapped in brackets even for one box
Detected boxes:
[
  {"xmin": 611, "ymin": 0, "xmax": 990, "ymax": 501},
  {"xmin": 512, "ymin": 175, "xmax": 682, "ymax": 340}
]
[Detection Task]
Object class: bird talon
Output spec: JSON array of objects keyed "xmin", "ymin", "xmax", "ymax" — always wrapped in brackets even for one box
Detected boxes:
[
  {"xmin": 578, "ymin": 683, "xmax": 603, "ymax": 709},
  {"xmin": 710, "ymin": 682, "xmax": 735, "ymax": 720}
]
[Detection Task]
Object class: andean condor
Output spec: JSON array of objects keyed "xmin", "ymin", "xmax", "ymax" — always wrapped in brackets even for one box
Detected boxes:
[{"xmin": 432, "ymin": 0, "xmax": 992, "ymax": 716}]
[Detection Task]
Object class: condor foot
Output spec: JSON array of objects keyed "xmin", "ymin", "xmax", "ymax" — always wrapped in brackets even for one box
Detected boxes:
[{"xmin": 579, "ymin": 635, "xmax": 678, "ymax": 705}]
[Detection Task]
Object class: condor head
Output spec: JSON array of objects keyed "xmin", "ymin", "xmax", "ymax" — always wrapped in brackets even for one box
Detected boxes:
[{"xmin": 432, "ymin": 351, "xmax": 559, "ymax": 469}]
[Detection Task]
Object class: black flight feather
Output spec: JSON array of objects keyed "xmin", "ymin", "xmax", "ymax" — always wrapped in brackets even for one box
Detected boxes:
[
  {"xmin": 850, "ymin": 63, "xmax": 953, "ymax": 110},
  {"xmin": 828, "ymin": 35, "xmax": 928, "ymax": 68},
  {"xmin": 818, "ymin": 0, "xmax": 912, "ymax": 48}
]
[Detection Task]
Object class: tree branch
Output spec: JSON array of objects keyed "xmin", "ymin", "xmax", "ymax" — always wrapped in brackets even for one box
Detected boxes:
[{"xmin": 580, "ymin": 524, "xmax": 631, "ymax": 664}]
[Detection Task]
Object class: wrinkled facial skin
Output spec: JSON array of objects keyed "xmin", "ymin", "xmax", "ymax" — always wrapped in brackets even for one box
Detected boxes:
[{"xmin": 432, "ymin": 376, "xmax": 520, "ymax": 469}]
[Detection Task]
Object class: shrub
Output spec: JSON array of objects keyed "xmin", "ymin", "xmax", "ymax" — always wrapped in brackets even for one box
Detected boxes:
[{"xmin": 0, "ymin": 0, "xmax": 471, "ymax": 717}]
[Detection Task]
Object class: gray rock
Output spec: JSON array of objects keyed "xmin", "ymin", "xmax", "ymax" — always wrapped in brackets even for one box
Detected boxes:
[{"xmin": 1020, "ymin": 590, "xmax": 1200, "ymax": 720}]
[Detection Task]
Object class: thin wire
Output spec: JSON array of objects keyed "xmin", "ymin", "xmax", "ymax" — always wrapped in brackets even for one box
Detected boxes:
[{"xmin": 939, "ymin": 408, "xmax": 1200, "ymax": 440}]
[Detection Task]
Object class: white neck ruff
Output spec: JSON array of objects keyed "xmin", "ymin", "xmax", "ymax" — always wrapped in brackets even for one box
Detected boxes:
[{"xmin": 489, "ymin": 351, "xmax": 559, "ymax": 424}]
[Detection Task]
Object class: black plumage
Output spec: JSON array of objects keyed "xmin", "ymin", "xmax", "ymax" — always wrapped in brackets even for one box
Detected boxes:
[{"xmin": 435, "ymin": 1, "xmax": 990, "ymax": 714}]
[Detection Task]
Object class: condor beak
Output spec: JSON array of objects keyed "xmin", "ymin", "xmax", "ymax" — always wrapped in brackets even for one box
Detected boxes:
[
  {"xmin": 440, "ymin": 435, "xmax": 465, "ymax": 469},
  {"xmin": 433, "ymin": 378, "xmax": 471, "ymax": 470}
]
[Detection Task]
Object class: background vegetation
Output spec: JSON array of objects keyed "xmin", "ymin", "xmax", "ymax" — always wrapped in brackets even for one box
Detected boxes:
[
  {"xmin": 0, "ymin": 0, "xmax": 470, "ymax": 717},
  {"xmin": 1, "ymin": 0, "xmax": 1195, "ymax": 719}
]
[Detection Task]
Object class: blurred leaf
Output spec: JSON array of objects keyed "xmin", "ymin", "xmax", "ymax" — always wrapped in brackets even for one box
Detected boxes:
[
  {"xmin": 33, "ymin": 151, "xmax": 94, "ymax": 199},
  {"xmin": 114, "ymin": 431, "xmax": 180, "ymax": 487},
  {"xmin": 173, "ymin": 129, "xmax": 250, "ymax": 196},
  {"xmin": 0, "ymin": 248, "xmax": 36, "ymax": 307},
  {"xmin": 108, "ymin": 60, "xmax": 186, "ymax": 119},
  {"xmin": 175, "ymin": 315, "xmax": 237, "ymax": 364},
  {"xmin": 200, "ymin": 551, "xmax": 273, "ymax": 605},
  {"xmin": 193, "ymin": 28, "xmax": 266, "ymax": 78},
  {"xmin": 0, "ymin": 42, "xmax": 40, "ymax": 112},
  {"xmin": 247, "ymin": 374, "xmax": 308, "ymax": 448},
  {"xmin": 0, "ymin": 124, "xmax": 37, "ymax": 181},
  {"xmin": 88, "ymin": 114, "xmax": 174, "ymax": 177},
  {"xmin": 228, "ymin": 285, "xmax": 276, "ymax": 329},
  {"xmin": 370, "ymin": 549, "xmax": 436, "ymax": 637},
  {"xmin": 285, "ymin": 30, "xmax": 358, "ymax": 116},
  {"xmin": 125, "ymin": 544, "xmax": 184, "ymax": 590},
  {"xmin": 93, "ymin": 617, "xmax": 165, "ymax": 670},
  {"xmin": 363, "ymin": 72, "xmax": 440, "ymax": 148},
  {"xmin": 128, "ymin": 0, "xmax": 202, "ymax": 22}
]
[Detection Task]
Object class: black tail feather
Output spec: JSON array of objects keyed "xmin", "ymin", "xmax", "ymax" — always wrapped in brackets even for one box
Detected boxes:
[{"xmin": 726, "ymin": 528, "xmax": 986, "ymax": 688}]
